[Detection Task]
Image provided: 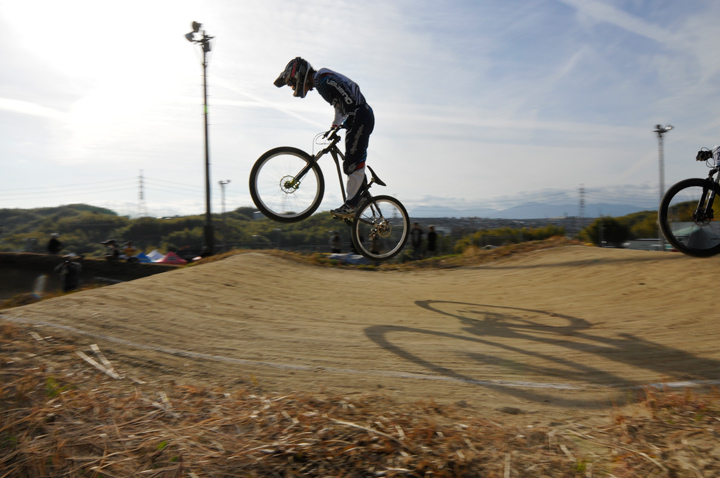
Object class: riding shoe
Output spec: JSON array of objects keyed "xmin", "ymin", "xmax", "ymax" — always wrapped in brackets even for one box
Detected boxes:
[{"xmin": 331, "ymin": 204, "xmax": 357, "ymax": 218}]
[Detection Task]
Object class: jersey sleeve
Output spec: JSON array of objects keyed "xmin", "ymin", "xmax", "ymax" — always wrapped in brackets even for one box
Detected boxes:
[{"xmin": 314, "ymin": 68, "xmax": 366, "ymax": 126}]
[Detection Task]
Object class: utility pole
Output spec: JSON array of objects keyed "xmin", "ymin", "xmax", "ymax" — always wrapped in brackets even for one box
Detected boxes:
[
  {"xmin": 654, "ymin": 124, "xmax": 673, "ymax": 252},
  {"xmin": 219, "ymin": 180, "xmax": 231, "ymax": 252},
  {"xmin": 186, "ymin": 21, "xmax": 215, "ymax": 255}
]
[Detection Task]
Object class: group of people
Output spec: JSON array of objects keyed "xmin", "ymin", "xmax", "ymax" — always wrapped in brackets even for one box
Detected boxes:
[
  {"xmin": 46, "ymin": 233, "xmax": 140, "ymax": 293},
  {"xmin": 102, "ymin": 239, "xmax": 138, "ymax": 260},
  {"xmin": 410, "ymin": 223, "xmax": 438, "ymax": 260}
]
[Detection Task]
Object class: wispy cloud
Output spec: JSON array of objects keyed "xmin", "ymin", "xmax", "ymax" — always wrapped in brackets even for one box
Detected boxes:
[
  {"xmin": 556, "ymin": 0, "xmax": 675, "ymax": 45},
  {"xmin": 0, "ymin": 98, "xmax": 63, "ymax": 119}
]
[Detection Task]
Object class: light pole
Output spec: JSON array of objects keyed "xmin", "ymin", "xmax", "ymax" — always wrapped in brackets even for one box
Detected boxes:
[
  {"xmin": 219, "ymin": 180, "xmax": 231, "ymax": 252},
  {"xmin": 654, "ymin": 124, "xmax": 673, "ymax": 251},
  {"xmin": 186, "ymin": 21, "xmax": 215, "ymax": 255}
]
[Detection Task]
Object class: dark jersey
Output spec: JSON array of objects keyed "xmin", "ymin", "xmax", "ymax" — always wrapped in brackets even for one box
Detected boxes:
[{"xmin": 313, "ymin": 68, "xmax": 367, "ymax": 126}]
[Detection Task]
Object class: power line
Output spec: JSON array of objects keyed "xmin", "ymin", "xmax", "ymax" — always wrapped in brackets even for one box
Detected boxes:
[{"xmin": 0, "ymin": 177, "xmax": 137, "ymax": 192}]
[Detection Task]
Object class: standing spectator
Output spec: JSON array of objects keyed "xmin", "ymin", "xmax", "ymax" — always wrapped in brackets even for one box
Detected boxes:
[
  {"xmin": 54, "ymin": 256, "xmax": 82, "ymax": 292},
  {"xmin": 330, "ymin": 232, "xmax": 342, "ymax": 253},
  {"xmin": 371, "ymin": 235, "xmax": 381, "ymax": 255},
  {"xmin": 123, "ymin": 241, "xmax": 138, "ymax": 258},
  {"xmin": 427, "ymin": 225, "xmax": 438, "ymax": 257},
  {"xmin": 410, "ymin": 222, "xmax": 424, "ymax": 260},
  {"xmin": 102, "ymin": 239, "xmax": 120, "ymax": 260},
  {"xmin": 47, "ymin": 233, "xmax": 63, "ymax": 254}
]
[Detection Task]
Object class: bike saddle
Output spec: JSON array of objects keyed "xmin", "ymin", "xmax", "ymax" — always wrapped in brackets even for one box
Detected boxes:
[{"xmin": 367, "ymin": 166, "xmax": 386, "ymax": 187}]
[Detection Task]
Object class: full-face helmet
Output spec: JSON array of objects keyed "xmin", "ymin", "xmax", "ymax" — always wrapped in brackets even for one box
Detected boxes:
[{"xmin": 273, "ymin": 57, "xmax": 313, "ymax": 98}]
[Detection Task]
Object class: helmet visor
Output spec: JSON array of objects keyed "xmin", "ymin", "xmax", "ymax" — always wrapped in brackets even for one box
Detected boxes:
[{"xmin": 273, "ymin": 73, "xmax": 288, "ymax": 88}]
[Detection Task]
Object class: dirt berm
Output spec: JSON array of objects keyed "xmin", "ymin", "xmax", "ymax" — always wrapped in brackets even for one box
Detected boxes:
[{"xmin": 3, "ymin": 245, "xmax": 720, "ymax": 424}]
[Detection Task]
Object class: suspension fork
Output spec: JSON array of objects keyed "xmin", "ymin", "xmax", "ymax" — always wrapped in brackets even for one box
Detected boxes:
[
  {"xmin": 287, "ymin": 151, "xmax": 323, "ymax": 191},
  {"xmin": 697, "ymin": 172, "xmax": 720, "ymax": 221}
]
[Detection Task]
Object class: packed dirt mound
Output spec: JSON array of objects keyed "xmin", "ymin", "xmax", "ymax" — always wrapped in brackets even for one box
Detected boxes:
[{"xmin": 3, "ymin": 245, "xmax": 720, "ymax": 424}]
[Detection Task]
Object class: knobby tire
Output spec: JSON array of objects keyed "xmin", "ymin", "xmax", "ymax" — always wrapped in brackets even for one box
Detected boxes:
[
  {"xmin": 249, "ymin": 147, "xmax": 325, "ymax": 223},
  {"xmin": 659, "ymin": 177, "xmax": 720, "ymax": 257},
  {"xmin": 351, "ymin": 195, "xmax": 410, "ymax": 261}
]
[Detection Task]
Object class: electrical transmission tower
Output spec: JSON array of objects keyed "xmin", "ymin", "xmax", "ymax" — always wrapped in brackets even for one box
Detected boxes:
[
  {"xmin": 138, "ymin": 170, "xmax": 148, "ymax": 218},
  {"xmin": 579, "ymin": 184, "xmax": 585, "ymax": 219}
]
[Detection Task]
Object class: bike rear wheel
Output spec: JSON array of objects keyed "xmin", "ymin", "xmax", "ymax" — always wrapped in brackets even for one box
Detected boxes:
[
  {"xmin": 249, "ymin": 147, "xmax": 325, "ymax": 223},
  {"xmin": 659, "ymin": 177, "xmax": 720, "ymax": 257},
  {"xmin": 351, "ymin": 195, "xmax": 410, "ymax": 261}
]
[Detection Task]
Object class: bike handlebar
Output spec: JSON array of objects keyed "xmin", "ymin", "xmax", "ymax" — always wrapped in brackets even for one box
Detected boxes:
[{"xmin": 323, "ymin": 125, "xmax": 342, "ymax": 139}]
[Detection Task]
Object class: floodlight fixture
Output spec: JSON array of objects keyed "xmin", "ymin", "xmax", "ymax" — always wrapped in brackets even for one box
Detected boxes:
[{"xmin": 654, "ymin": 124, "xmax": 673, "ymax": 135}]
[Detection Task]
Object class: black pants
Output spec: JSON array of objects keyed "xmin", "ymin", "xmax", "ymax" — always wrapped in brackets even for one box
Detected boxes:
[{"xmin": 343, "ymin": 104, "xmax": 375, "ymax": 206}]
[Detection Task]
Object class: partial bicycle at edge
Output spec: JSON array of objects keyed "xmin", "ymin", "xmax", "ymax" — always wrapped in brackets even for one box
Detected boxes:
[{"xmin": 659, "ymin": 146, "xmax": 720, "ymax": 257}]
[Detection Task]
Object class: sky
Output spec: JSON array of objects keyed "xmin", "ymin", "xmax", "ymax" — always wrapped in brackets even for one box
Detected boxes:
[{"xmin": 2, "ymin": 0, "xmax": 720, "ymax": 218}]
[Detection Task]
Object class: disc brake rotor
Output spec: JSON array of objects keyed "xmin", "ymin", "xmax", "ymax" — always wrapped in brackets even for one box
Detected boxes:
[
  {"xmin": 280, "ymin": 176, "xmax": 299, "ymax": 194},
  {"xmin": 375, "ymin": 219, "xmax": 392, "ymax": 238}
]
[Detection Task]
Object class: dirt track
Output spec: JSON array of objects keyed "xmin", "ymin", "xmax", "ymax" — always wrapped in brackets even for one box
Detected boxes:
[{"xmin": 3, "ymin": 245, "xmax": 720, "ymax": 424}]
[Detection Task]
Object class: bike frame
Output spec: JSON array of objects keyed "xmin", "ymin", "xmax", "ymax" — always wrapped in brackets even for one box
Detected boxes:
[
  {"xmin": 292, "ymin": 129, "xmax": 387, "ymax": 222},
  {"xmin": 288, "ymin": 130, "xmax": 348, "ymax": 203}
]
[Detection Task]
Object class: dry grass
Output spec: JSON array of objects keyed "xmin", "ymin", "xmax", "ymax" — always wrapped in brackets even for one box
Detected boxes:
[
  {"xmin": 386, "ymin": 237, "xmax": 586, "ymax": 271},
  {"xmin": 2, "ymin": 322, "xmax": 720, "ymax": 477}
]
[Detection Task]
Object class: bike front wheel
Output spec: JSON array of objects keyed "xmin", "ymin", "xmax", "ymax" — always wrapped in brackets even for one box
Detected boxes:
[
  {"xmin": 351, "ymin": 195, "xmax": 410, "ymax": 261},
  {"xmin": 249, "ymin": 147, "xmax": 325, "ymax": 223},
  {"xmin": 659, "ymin": 177, "xmax": 720, "ymax": 257}
]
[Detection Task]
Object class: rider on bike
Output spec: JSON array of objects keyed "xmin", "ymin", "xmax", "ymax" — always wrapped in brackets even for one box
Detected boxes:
[{"xmin": 274, "ymin": 57, "xmax": 375, "ymax": 218}]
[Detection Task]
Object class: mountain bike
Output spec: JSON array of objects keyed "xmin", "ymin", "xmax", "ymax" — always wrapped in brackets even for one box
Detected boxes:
[
  {"xmin": 659, "ymin": 148, "xmax": 720, "ymax": 257},
  {"xmin": 249, "ymin": 128, "xmax": 410, "ymax": 261}
]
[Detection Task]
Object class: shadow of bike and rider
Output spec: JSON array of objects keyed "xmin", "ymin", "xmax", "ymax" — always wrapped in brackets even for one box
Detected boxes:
[{"xmin": 364, "ymin": 300, "xmax": 720, "ymax": 409}]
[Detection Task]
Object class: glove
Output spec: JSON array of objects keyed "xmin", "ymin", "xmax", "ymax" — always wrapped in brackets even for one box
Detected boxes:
[
  {"xmin": 323, "ymin": 125, "xmax": 340, "ymax": 139},
  {"xmin": 697, "ymin": 150, "xmax": 713, "ymax": 161}
]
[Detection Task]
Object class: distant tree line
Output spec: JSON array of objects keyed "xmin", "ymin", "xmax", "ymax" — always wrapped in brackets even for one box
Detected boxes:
[
  {"xmin": 452, "ymin": 225, "xmax": 566, "ymax": 252},
  {"xmin": 577, "ymin": 210, "xmax": 658, "ymax": 247},
  {"xmin": 0, "ymin": 204, "xmax": 358, "ymax": 258},
  {"xmin": 0, "ymin": 204, "xmax": 661, "ymax": 259}
]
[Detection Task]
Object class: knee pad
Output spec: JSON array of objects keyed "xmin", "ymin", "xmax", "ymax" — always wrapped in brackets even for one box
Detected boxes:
[{"xmin": 343, "ymin": 160, "xmax": 358, "ymax": 175}]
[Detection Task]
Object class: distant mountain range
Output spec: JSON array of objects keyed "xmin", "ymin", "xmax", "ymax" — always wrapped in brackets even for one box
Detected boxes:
[{"xmin": 408, "ymin": 202, "xmax": 653, "ymax": 219}]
